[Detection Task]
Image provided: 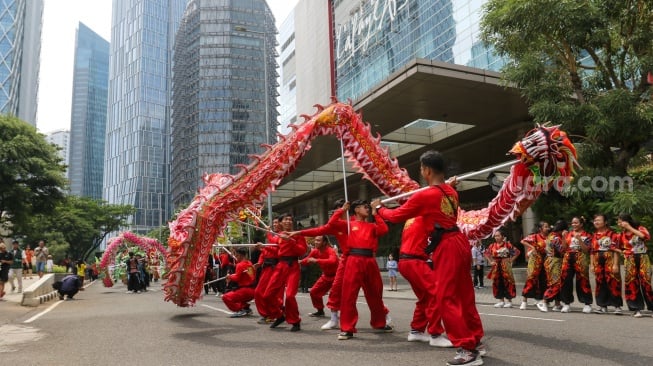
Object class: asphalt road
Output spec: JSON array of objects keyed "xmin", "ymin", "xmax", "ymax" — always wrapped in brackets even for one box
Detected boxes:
[{"xmin": 2, "ymin": 279, "xmax": 652, "ymax": 366}]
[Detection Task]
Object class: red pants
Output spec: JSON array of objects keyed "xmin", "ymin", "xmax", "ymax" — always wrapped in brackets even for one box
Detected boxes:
[
  {"xmin": 399, "ymin": 258, "xmax": 444, "ymax": 335},
  {"xmin": 263, "ymin": 260, "xmax": 301, "ymax": 325},
  {"xmin": 340, "ymin": 255, "xmax": 386, "ymax": 333},
  {"xmin": 326, "ymin": 255, "xmax": 347, "ymax": 311},
  {"xmin": 255, "ymin": 265, "xmax": 280, "ymax": 318},
  {"xmin": 432, "ymin": 233, "xmax": 484, "ymax": 350},
  {"xmin": 222, "ymin": 287, "xmax": 255, "ymax": 312},
  {"xmin": 310, "ymin": 274, "xmax": 335, "ymax": 310}
]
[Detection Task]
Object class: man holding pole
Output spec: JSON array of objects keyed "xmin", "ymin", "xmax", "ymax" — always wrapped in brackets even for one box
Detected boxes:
[
  {"xmin": 372, "ymin": 150, "xmax": 484, "ymax": 366},
  {"xmin": 299, "ymin": 235, "xmax": 338, "ymax": 317},
  {"xmin": 223, "ymin": 248, "xmax": 256, "ymax": 317},
  {"xmin": 254, "ymin": 217, "xmax": 281, "ymax": 324}
]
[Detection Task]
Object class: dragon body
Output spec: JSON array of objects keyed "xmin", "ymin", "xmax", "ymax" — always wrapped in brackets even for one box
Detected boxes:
[{"xmin": 165, "ymin": 102, "xmax": 577, "ymax": 307}]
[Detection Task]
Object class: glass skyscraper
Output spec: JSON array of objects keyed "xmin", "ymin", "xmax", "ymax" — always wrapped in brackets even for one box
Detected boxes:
[
  {"xmin": 0, "ymin": 0, "xmax": 43, "ymax": 126},
  {"xmin": 69, "ymin": 22, "xmax": 109, "ymax": 200},
  {"xmin": 333, "ymin": 0, "xmax": 502, "ymax": 100},
  {"xmin": 171, "ymin": 0, "xmax": 278, "ymax": 208},
  {"xmin": 104, "ymin": 0, "xmax": 186, "ymax": 233}
]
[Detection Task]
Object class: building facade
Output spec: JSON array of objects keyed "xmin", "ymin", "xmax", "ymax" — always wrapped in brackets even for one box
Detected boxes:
[
  {"xmin": 171, "ymin": 0, "xmax": 278, "ymax": 208},
  {"xmin": 45, "ymin": 129, "xmax": 70, "ymax": 175},
  {"xmin": 104, "ymin": 0, "xmax": 186, "ymax": 234},
  {"xmin": 69, "ymin": 22, "xmax": 109, "ymax": 200},
  {"xmin": 0, "ymin": 0, "xmax": 43, "ymax": 126}
]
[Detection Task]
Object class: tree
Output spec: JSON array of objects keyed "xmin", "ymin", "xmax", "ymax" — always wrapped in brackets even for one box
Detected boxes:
[
  {"xmin": 0, "ymin": 115, "xmax": 67, "ymax": 231},
  {"xmin": 481, "ymin": 0, "xmax": 653, "ymax": 175},
  {"xmin": 15, "ymin": 196, "xmax": 134, "ymax": 261}
]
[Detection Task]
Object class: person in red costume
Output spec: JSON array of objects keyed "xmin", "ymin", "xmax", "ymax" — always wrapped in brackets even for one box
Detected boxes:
[
  {"xmin": 254, "ymin": 217, "xmax": 281, "ymax": 324},
  {"xmin": 222, "ymin": 248, "xmax": 256, "ymax": 317},
  {"xmin": 591, "ymin": 213, "xmax": 623, "ymax": 314},
  {"xmin": 298, "ymin": 235, "xmax": 338, "ymax": 317},
  {"xmin": 372, "ymin": 150, "xmax": 484, "ymax": 366},
  {"xmin": 264, "ymin": 213, "xmax": 308, "ymax": 332},
  {"xmin": 332, "ymin": 199, "xmax": 392, "ymax": 340},
  {"xmin": 617, "ymin": 213, "xmax": 651, "ymax": 318}
]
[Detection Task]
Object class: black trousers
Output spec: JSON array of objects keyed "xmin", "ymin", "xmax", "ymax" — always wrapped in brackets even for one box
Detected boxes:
[{"xmin": 473, "ymin": 265, "xmax": 485, "ymax": 287}]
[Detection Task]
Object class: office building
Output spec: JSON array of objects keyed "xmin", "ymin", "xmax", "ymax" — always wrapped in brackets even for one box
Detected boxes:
[
  {"xmin": 104, "ymin": 0, "xmax": 186, "ymax": 233},
  {"xmin": 45, "ymin": 129, "xmax": 70, "ymax": 174},
  {"xmin": 68, "ymin": 22, "xmax": 109, "ymax": 199},
  {"xmin": 171, "ymin": 0, "xmax": 278, "ymax": 208},
  {"xmin": 0, "ymin": 0, "xmax": 43, "ymax": 126}
]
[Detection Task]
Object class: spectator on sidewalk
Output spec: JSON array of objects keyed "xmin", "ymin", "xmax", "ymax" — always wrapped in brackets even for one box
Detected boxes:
[
  {"xmin": 0, "ymin": 242, "xmax": 13, "ymax": 300},
  {"xmin": 23, "ymin": 244, "xmax": 33, "ymax": 279},
  {"xmin": 386, "ymin": 254, "xmax": 398, "ymax": 291},
  {"xmin": 471, "ymin": 240, "xmax": 485, "ymax": 289},
  {"xmin": 33, "ymin": 240, "xmax": 49, "ymax": 278},
  {"xmin": 9, "ymin": 240, "xmax": 24, "ymax": 293},
  {"xmin": 46, "ymin": 255, "xmax": 54, "ymax": 273},
  {"xmin": 76, "ymin": 259, "xmax": 87, "ymax": 290}
]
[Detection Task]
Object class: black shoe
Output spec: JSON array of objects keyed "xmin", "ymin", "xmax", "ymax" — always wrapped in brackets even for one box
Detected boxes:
[
  {"xmin": 270, "ymin": 315, "xmax": 285, "ymax": 328},
  {"xmin": 338, "ymin": 331, "xmax": 354, "ymax": 340},
  {"xmin": 290, "ymin": 323, "xmax": 301, "ymax": 332},
  {"xmin": 375, "ymin": 325, "xmax": 393, "ymax": 333},
  {"xmin": 309, "ymin": 309, "xmax": 325, "ymax": 317}
]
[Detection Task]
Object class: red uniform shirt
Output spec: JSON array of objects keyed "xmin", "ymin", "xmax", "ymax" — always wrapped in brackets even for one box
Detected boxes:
[
  {"xmin": 257, "ymin": 231, "xmax": 280, "ymax": 264},
  {"xmin": 300, "ymin": 208, "xmax": 351, "ymax": 254},
  {"xmin": 620, "ymin": 226, "xmax": 650, "ymax": 256},
  {"xmin": 274, "ymin": 235, "xmax": 308, "ymax": 258},
  {"xmin": 300, "ymin": 246, "xmax": 339, "ymax": 276},
  {"xmin": 564, "ymin": 230, "xmax": 590, "ymax": 253},
  {"xmin": 591, "ymin": 229, "xmax": 619, "ymax": 253},
  {"xmin": 487, "ymin": 242, "xmax": 519, "ymax": 259},
  {"xmin": 228, "ymin": 260, "xmax": 255, "ymax": 287},
  {"xmin": 346, "ymin": 214, "xmax": 388, "ymax": 252},
  {"xmin": 378, "ymin": 184, "xmax": 458, "ymax": 258},
  {"xmin": 522, "ymin": 233, "xmax": 547, "ymax": 256}
]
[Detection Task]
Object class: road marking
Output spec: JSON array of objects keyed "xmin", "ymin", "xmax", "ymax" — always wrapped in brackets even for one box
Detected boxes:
[
  {"xmin": 23, "ymin": 300, "xmax": 64, "ymax": 324},
  {"xmin": 200, "ymin": 304, "xmax": 233, "ymax": 315},
  {"xmin": 478, "ymin": 312, "xmax": 565, "ymax": 322}
]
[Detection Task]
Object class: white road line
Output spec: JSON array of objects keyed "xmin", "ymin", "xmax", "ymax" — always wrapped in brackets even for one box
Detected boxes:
[
  {"xmin": 23, "ymin": 300, "xmax": 64, "ymax": 324},
  {"xmin": 478, "ymin": 312, "xmax": 565, "ymax": 322},
  {"xmin": 200, "ymin": 304, "xmax": 233, "ymax": 315}
]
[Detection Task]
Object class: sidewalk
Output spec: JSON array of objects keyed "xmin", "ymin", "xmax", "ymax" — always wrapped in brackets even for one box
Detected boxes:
[{"xmin": 1, "ymin": 275, "xmax": 43, "ymax": 304}]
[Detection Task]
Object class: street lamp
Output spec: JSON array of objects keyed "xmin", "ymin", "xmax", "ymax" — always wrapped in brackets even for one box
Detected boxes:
[{"xmin": 235, "ymin": 26, "xmax": 273, "ymax": 227}]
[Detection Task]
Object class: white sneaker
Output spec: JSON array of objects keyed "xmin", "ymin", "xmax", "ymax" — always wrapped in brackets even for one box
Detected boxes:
[
  {"xmin": 321, "ymin": 319, "xmax": 339, "ymax": 330},
  {"xmin": 536, "ymin": 301, "xmax": 548, "ymax": 312},
  {"xmin": 634, "ymin": 311, "xmax": 643, "ymax": 318},
  {"xmin": 503, "ymin": 302, "xmax": 513, "ymax": 308},
  {"xmin": 582, "ymin": 305, "xmax": 592, "ymax": 314},
  {"xmin": 552, "ymin": 305, "xmax": 562, "ymax": 312},
  {"xmin": 613, "ymin": 307, "xmax": 623, "ymax": 315},
  {"xmin": 430, "ymin": 334, "xmax": 454, "ymax": 348},
  {"xmin": 519, "ymin": 301, "xmax": 527, "ymax": 310},
  {"xmin": 494, "ymin": 301, "xmax": 505, "ymax": 308},
  {"xmin": 561, "ymin": 304, "xmax": 570, "ymax": 313},
  {"xmin": 407, "ymin": 331, "xmax": 430, "ymax": 342}
]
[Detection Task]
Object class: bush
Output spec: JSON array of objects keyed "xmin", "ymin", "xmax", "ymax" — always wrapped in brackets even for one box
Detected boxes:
[{"xmin": 52, "ymin": 265, "xmax": 68, "ymax": 274}]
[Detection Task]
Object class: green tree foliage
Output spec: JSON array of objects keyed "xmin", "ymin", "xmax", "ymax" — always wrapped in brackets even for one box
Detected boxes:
[
  {"xmin": 0, "ymin": 115, "xmax": 67, "ymax": 230},
  {"xmin": 481, "ymin": 0, "xmax": 653, "ymax": 175},
  {"xmin": 15, "ymin": 196, "xmax": 134, "ymax": 261}
]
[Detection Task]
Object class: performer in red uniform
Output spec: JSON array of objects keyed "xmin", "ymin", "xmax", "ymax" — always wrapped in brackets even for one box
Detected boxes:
[
  {"xmin": 591, "ymin": 213, "xmax": 623, "ymax": 314},
  {"xmin": 222, "ymin": 248, "xmax": 256, "ymax": 317},
  {"xmin": 264, "ymin": 213, "xmax": 308, "ymax": 331},
  {"xmin": 542, "ymin": 220, "xmax": 566, "ymax": 311},
  {"xmin": 485, "ymin": 228, "xmax": 520, "ymax": 309},
  {"xmin": 373, "ymin": 150, "xmax": 484, "ymax": 366},
  {"xmin": 519, "ymin": 222, "xmax": 549, "ymax": 311},
  {"xmin": 299, "ymin": 235, "xmax": 338, "ymax": 317},
  {"xmin": 373, "ymin": 183, "xmax": 452, "ymax": 347},
  {"xmin": 254, "ymin": 217, "xmax": 281, "ymax": 324},
  {"xmin": 335, "ymin": 200, "xmax": 391, "ymax": 340},
  {"xmin": 560, "ymin": 216, "xmax": 593, "ymax": 313},
  {"xmin": 617, "ymin": 213, "xmax": 652, "ymax": 318},
  {"xmin": 289, "ymin": 199, "xmax": 349, "ymax": 329}
]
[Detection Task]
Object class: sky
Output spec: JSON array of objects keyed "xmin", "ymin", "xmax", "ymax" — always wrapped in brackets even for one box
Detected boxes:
[{"xmin": 36, "ymin": 0, "xmax": 299, "ymax": 134}]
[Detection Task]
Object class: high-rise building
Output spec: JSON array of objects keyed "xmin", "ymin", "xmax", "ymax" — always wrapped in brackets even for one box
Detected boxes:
[
  {"xmin": 171, "ymin": 0, "xmax": 278, "ymax": 208},
  {"xmin": 0, "ymin": 0, "xmax": 43, "ymax": 126},
  {"xmin": 68, "ymin": 22, "xmax": 109, "ymax": 200},
  {"xmin": 104, "ymin": 0, "xmax": 186, "ymax": 234},
  {"xmin": 45, "ymin": 129, "xmax": 70, "ymax": 173},
  {"xmin": 277, "ymin": 1, "xmax": 331, "ymax": 134}
]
